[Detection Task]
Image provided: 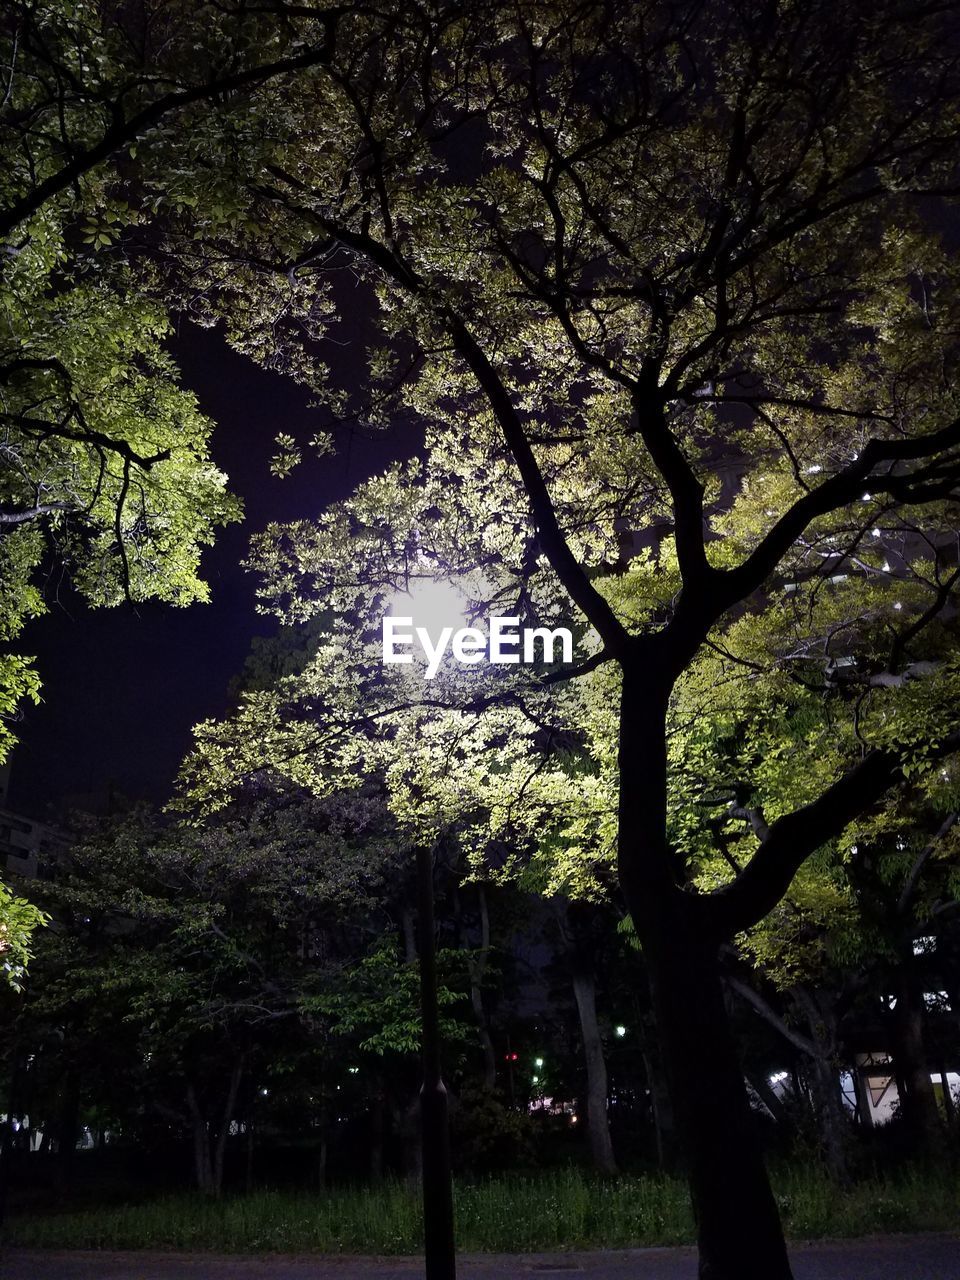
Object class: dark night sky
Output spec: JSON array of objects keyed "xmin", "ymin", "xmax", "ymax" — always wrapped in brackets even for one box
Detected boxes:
[{"xmin": 8, "ymin": 322, "xmax": 414, "ymax": 820}]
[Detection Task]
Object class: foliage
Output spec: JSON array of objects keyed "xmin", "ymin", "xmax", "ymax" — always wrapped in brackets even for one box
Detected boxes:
[
  {"xmin": 166, "ymin": 0, "xmax": 960, "ymax": 905},
  {"xmin": 6, "ymin": 1165, "xmax": 960, "ymax": 1253},
  {"xmin": 303, "ymin": 937, "xmax": 470, "ymax": 1057},
  {"xmin": 451, "ymin": 1084, "xmax": 539, "ymax": 1174},
  {"xmin": 0, "ymin": 877, "xmax": 47, "ymax": 991},
  {"xmin": 154, "ymin": 6, "xmax": 960, "ymax": 1259},
  {"xmin": 7, "ymin": 1, "xmax": 960, "ymax": 1264},
  {"xmin": 3, "ymin": 788, "xmax": 401, "ymax": 1168},
  {"xmin": 0, "ymin": 0, "xmax": 343, "ymax": 986},
  {"xmin": 0, "ymin": 0, "xmax": 342, "ymax": 753}
]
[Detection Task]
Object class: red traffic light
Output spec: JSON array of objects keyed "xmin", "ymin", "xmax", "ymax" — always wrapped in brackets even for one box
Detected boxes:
[{"xmin": 504, "ymin": 1052, "xmax": 519, "ymax": 1062}]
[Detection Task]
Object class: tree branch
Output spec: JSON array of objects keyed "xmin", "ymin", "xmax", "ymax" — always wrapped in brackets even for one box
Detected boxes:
[
  {"xmin": 705, "ymin": 729, "xmax": 960, "ymax": 940},
  {"xmin": 0, "ymin": 17, "xmax": 342, "ymax": 240},
  {"xmin": 716, "ymin": 415, "xmax": 960, "ymax": 615},
  {"xmin": 255, "ymin": 174, "xmax": 631, "ymax": 657}
]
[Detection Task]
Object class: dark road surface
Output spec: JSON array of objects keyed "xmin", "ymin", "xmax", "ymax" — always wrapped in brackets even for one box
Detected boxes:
[{"xmin": 3, "ymin": 1237, "xmax": 959, "ymax": 1280}]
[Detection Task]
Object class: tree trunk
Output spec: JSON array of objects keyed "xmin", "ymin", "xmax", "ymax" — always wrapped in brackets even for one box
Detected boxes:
[
  {"xmin": 455, "ymin": 883, "xmax": 497, "ymax": 1091},
  {"xmin": 642, "ymin": 1039, "xmax": 680, "ymax": 1171},
  {"xmin": 53, "ymin": 1072, "xmax": 80, "ymax": 1194},
  {"xmin": 746, "ymin": 1069, "xmax": 791, "ymax": 1129},
  {"xmin": 187, "ymin": 1083, "xmax": 214, "ymax": 1194},
  {"xmin": 618, "ymin": 670, "xmax": 791, "ymax": 1280},
  {"xmin": 394, "ymin": 1089, "xmax": 423, "ymax": 1182},
  {"xmin": 0, "ymin": 1047, "xmax": 26, "ymax": 1230},
  {"xmin": 806, "ymin": 1053, "xmax": 850, "ymax": 1183},
  {"xmin": 471, "ymin": 887, "xmax": 498, "ymax": 1092},
  {"xmin": 571, "ymin": 965, "xmax": 617, "ymax": 1175},
  {"xmin": 370, "ymin": 1086, "xmax": 384, "ymax": 1182},
  {"xmin": 212, "ymin": 1056, "xmax": 244, "ymax": 1196},
  {"xmin": 938, "ymin": 1066, "xmax": 956, "ymax": 1129},
  {"xmin": 788, "ymin": 988, "xmax": 849, "ymax": 1184},
  {"xmin": 397, "ymin": 909, "xmax": 424, "ymax": 1183},
  {"xmin": 891, "ymin": 957, "xmax": 942, "ymax": 1157}
]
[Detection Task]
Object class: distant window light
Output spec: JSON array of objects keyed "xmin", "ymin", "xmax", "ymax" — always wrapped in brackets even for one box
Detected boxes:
[{"xmin": 923, "ymin": 991, "xmax": 951, "ymax": 1011}]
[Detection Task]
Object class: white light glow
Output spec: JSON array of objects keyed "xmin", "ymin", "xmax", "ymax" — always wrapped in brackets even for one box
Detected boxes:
[{"xmin": 386, "ymin": 575, "xmax": 471, "ymax": 636}]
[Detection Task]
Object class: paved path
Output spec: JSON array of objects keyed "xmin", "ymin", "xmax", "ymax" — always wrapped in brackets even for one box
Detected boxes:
[{"xmin": 2, "ymin": 1237, "xmax": 959, "ymax": 1280}]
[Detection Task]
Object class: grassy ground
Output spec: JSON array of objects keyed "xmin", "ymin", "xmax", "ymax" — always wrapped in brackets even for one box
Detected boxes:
[{"xmin": 4, "ymin": 1166, "xmax": 958, "ymax": 1253}]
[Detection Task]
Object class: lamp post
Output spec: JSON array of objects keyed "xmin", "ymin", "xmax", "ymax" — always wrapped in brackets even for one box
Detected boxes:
[{"xmin": 417, "ymin": 840, "xmax": 456, "ymax": 1280}]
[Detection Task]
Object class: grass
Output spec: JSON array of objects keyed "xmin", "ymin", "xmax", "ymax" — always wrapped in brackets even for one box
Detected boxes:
[{"xmin": 4, "ymin": 1165, "xmax": 958, "ymax": 1253}]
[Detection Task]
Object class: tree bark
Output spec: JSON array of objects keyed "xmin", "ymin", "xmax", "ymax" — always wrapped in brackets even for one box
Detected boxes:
[
  {"xmin": 186, "ymin": 1055, "xmax": 243, "ymax": 1198},
  {"xmin": 746, "ymin": 1069, "xmax": 791, "ymax": 1129},
  {"xmin": 187, "ymin": 1083, "xmax": 214, "ymax": 1195},
  {"xmin": 642, "ymin": 1038, "xmax": 680, "ymax": 1171},
  {"xmin": 788, "ymin": 988, "xmax": 849, "ymax": 1184},
  {"xmin": 618, "ymin": 669, "xmax": 792, "ymax": 1280},
  {"xmin": 938, "ymin": 1066, "xmax": 956, "ymax": 1129},
  {"xmin": 471, "ymin": 887, "xmax": 498, "ymax": 1092},
  {"xmin": 455, "ymin": 883, "xmax": 497, "ymax": 1091},
  {"xmin": 890, "ymin": 956, "xmax": 943, "ymax": 1157},
  {"xmin": 53, "ymin": 1072, "xmax": 80, "ymax": 1194},
  {"xmin": 570, "ymin": 964, "xmax": 617, "ymax": 1175},
  {"xmin": 735, "ymin": 976, "xmax": 851, "ymax": 1183},
  {"xmin": 213, "ymin": 1056, "xmax": 244, "ymax": 1196},
  {"xmin": 369, "ymin": 1084, "xmax": 385, "ymax": 1182}
]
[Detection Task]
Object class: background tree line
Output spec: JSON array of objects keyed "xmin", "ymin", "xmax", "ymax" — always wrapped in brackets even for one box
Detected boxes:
[{"xmin": 2, "ymin": 4, "xmax": 960, "ymax": 1278}]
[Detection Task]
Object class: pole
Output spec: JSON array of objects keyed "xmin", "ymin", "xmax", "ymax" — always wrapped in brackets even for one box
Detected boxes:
[{"xmin": 416, "ymin": 841, "xmax": 456, "ymax": 1280}]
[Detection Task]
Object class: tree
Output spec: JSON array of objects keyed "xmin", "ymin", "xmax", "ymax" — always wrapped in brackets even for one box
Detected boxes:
[
  {"xmin": 0, "ymin": 0, "xmax": 346, "ymax": 721},
  {"xmin": 4, "ymin": 783, "xmax": 399, "ymax": 1195},
  {"xmin": 0, "ymin": 880, "xmax": 46, "ymax": 992},
  {"xmin": 0, "ymin": 0, "xmax": 342, "ymax": 973},
  {"xmin": 160, "ymin": 3, "xmax": 960, "ymax": 1274},
  {"xmin": 668, "ymin": 521, "xmax": 960, "ymax": 1164}
]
